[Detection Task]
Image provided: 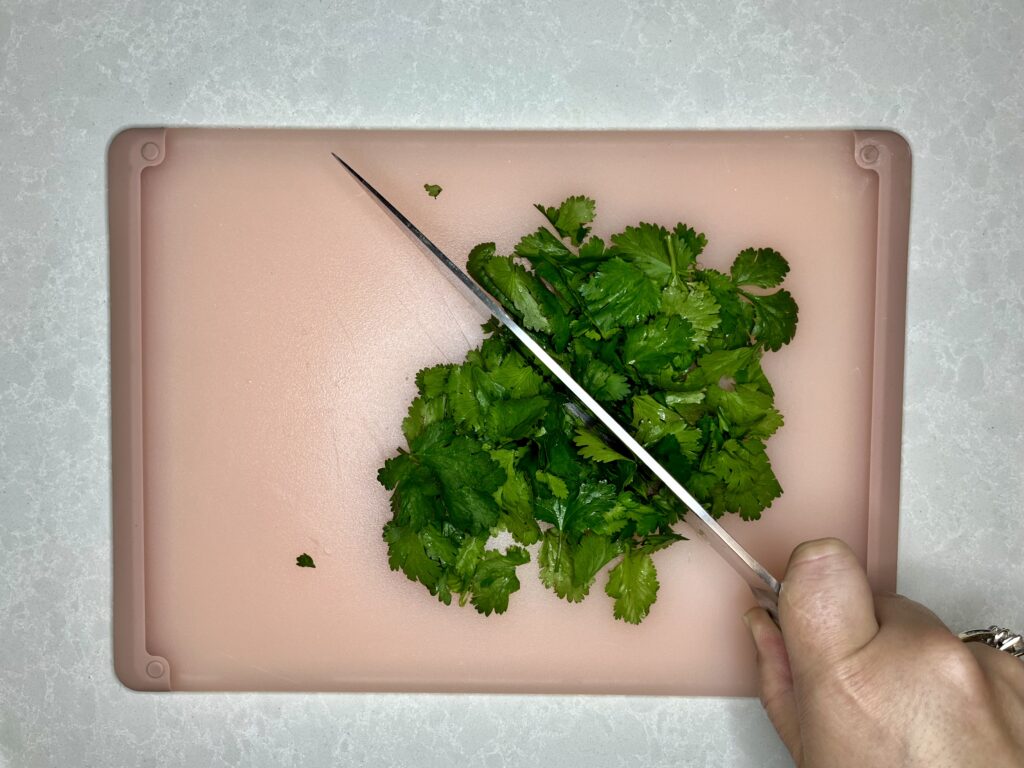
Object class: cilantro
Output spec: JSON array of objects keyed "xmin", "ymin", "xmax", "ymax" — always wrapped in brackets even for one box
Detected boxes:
[
  {"xmin": 575, "ymin": 355, "xmax": 631, "ymax": 401},
  {"xmin": 630, "ymin": 395, "xmax": 702, "ymax": 459},
  {"xmin": 424, "ymin": 183, "xmax": 442, "ymax": 198},
  {"xmin": 490, "ymin": 449, "xmax": 541, "ymax": 545},
  {"xmin": 296, "ymin": 553, "xmax": 316, "ymax": 568},
  {"xmin": 730, "ymin": 247, "xmax": 789, "ymax": 288},
  {"xmin": 579, "ymin": 258, "xmax": 661, "ymax": 334},
  {"xmin": 661, "ymin": 281, "xmax": 720, "ymax": 346},
  {"xmin": 378, "ymin": 197, "xmax": 798, "ymax": 621},
  {"xmin": 469, "ymin": 546, "xmax": 530, "ymax": 615},
  {"xmin": 610, "ymin": 222, "xmax": 704, "ymax": 286},
  {"xmin": 540, "ymin": 530, "xmax": 622, "ymax": 602},
  {"xmin": 535, "ymin": 195, "xmax": 596, "ymax": 246},
  {"xmin": 742, "ymin": 288, "xmax": 798, "ymax": 352},
  {"xmin": 383, "ymin": 522, "xmax": 442, "ymax": 588},
  {"xmin": 605, "ymin": 550, "xmax": 659, "ymax": 624},
  {"xmin": 468, "ymin": 243, "xmax": 571, "ymax": 349},
  {"xmin": 688, "ymin": 438, "xmax": 782, "ymax": 520},
  {"xmin": 573, "ymin": 427, "xmax": 629, "ymax": 463},
  {"xmin": 623, "ymin": 315, "xmax": 695, "ymax": 380}
]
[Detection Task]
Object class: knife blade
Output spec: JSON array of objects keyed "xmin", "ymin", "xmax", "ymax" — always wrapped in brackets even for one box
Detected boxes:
[{"xmin": 332, "ymin": 152, "xmax": 781, "ymax": 620}]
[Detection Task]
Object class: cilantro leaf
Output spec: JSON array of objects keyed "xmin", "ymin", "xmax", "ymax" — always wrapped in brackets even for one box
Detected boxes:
[
  {"xmin": 539, "ymin": 530, "xmax": 621, "ymax": 602},
  {"xmin": 672, "ymin": 224, "xmax": 708, "ymax": 263},
  {"xmin": 610, "ymin": 223, "xmax": 706, "ymax": 287},
  {"xmin": 488, "ymin": 351, "xmax": 546, "ymax": 398},
  {"xmin": 661, "ymin": 281, "xmax": 721, "ymax": 346},
  {"xmin": 514, "ymin": 229, "xmax": 580, "ymax": 307},
  {"xmin": 573, "ymin": 427, "xmax": 629, "ymax": 463},
  {"xmin": 571, "ymin": 534, "xmax": 623, "ymax": 594},
  {"xmin": 575, "ymin": 355, "xmax": 631, "ymax": 401},
  {"xmin": 444, "ymin": 363, "xmax": 485, "ymax": 429},
  {"xmin": 420, "ymin": 524, "xmax": 459, "ymax": 564},
  {"xmin": 534, "ymin": 469, "xmax": 570, "ymax": 500},
  {"xmin": 700, "ymin": 269, "xmax": 755, "ymax": 350},
  {"xmin": 605, "ymin": 550, "xmax": 660, "ymax": 624},
  {"xmin": 534, "ymin": 480, "xmax": 618, "ymax": 534},
  {"xmin": 470, "ymin": 546, "xmax": 530, "ymax": 615},
  {"xmin": 468, "ymin": 243, "xmax": 571, "ymax": 350},
  {"xmin": 401, "ymin": 393, "xmax": 447, "ymax": 444},
  {"xmin": 689, "ymin": 438, "xmax": 782, "ymax": 520},
  {"xmin": 731, "ymin": 247, "xmax": 789, "ymax": 288},
  {"xmin": 623, "ymin": 315, "xmax": 695, "ymax": 378},
  {"xmin": 577, "ymin": 236, "xmax": 606, "ymax": 261},
  {"xmin": 516, "ymin": 230, "xmax": 608, "ymax": 310},
  {"xmin": 468, "ymin": 246, "xmax": 552, "ymax": 333},
  {"xmin": 454, "ymin": 536, "xmax": 485, "ymax": 581},
  {"xmin": 383, "ymin": 522, "xmax": 444, "ymax": 590},
  {"xmin": 379, "ymin": 455, "xmax": 439, "ymax": 530},
  {"xmin": 515, "ymin": 227, "xmax": 575, "ymax": 262},
  {"xmin": 637, "ymin": 533, "xmax": 686, "ymax": 554},
  {"xmin": 409, "ymin": 428, "xmax": 506, "ymax": 534},
  {"xmin": 571, "ymin": 339, "xmax": 631, "ymax": 401},
  {"xmin": 610, "ymin": 223, "xmax": 674, "ymax": 284},
  {"xmin": 535, "ymin": 195, "xmax": 596, "ymax": 246},
  {"xmin": 707, "ymin": 383, "xmax": 784, "ymax": 439},
  {"xmin": 415, "ymin": 365, "xmax": 450, "ymax": 398},
  {"xmin": 579, "ymin": 258, "xmax": 660, "ymax": 333},
  {"xmin": 685, "ymin": 347, "xmax": 759, "ymax": 389},
  {"xmin": 296, "ymin": 553, "xmax": 316, "ymax": 568},
  {"xmin": 490, "ymin": 448, "xmax": 541, "ymax": 545},
  {"xmin": 483, "ymin": 396, "xmax": 550, "ymax": 442},
  {"xmin": 424, "ymin": 183, "xmax": 443, "ymax": 198},
  {"xmin": 594, "ymin": 492, "xmax": 663, "ymax": 537},
  {"xmin": 630, "ymin": 395, "xmax": 702, "ymax": 459},
  {"xmin": 742, "ymin": 288, "xmax": 799, "ymax": 352}
]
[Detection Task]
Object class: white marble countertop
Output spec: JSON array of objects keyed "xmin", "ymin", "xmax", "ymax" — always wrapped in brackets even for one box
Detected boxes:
[{"xmin": 1, "ymin": 1, "xmax": 1021, "ymax": 766}]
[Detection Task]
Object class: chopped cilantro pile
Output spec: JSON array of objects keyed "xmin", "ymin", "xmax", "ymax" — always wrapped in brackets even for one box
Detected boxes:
[
  {"xmin": 378, "ymin": 197, "xmax": 798, "ymax": 623},
  {"xmin": 424, "ymin": 183, "xmax": 443, "ymax": 198}
]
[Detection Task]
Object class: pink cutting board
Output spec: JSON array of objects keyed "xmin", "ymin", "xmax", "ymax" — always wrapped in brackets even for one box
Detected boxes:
[{"xmin": 109, "ymin": 128, "xmax": 910, "ymax": 694}]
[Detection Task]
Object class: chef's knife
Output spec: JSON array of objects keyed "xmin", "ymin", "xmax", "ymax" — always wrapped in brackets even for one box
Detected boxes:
[{"xmin": 332, "ymin": 153, "xmax": 782, "ymax": 620}]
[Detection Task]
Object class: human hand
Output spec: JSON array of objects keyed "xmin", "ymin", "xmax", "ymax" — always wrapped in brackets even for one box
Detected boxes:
[{"xmin": 744, "ymin": 538, "xmax": 1024, "ymax": 767}]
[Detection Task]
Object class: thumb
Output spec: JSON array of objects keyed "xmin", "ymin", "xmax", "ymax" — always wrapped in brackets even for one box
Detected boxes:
[
  {"xmin": 745, "ymin": 607, "xmax": 802, "ymax": 762},
  {"xmin": 779, "ymin": 538, "xmax": 878, "ymax": 682}
]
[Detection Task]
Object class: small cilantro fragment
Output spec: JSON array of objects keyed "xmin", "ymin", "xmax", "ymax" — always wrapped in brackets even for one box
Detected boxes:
[
  {"xmin": 378, "ymin": 197, "xmax": 798, "ymax": 622},
  {"xmin": 424, "ymin": 183, "xmax": 442, "ymax": 198},
  {"xmin": 296, "ymin": 553, "xmax": 316, "ymax": 568}
]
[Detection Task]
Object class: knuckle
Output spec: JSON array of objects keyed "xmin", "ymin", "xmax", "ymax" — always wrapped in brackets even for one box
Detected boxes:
[
  {"xmin": 921, "ymin": 632, "xmax": 987, "ymax": 690},
  {"xmin": 969, "ymin": 642, "xmax": 1024, "ymax": 690},
  {"xmin": 833, "ymin": 628, "xmax": 990, "ymax": 705}
]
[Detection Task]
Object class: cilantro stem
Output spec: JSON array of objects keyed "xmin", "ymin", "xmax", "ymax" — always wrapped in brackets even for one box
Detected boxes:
[{"xmin": 666, "ymin": 234, "xmax": 679, "ymax": 284}]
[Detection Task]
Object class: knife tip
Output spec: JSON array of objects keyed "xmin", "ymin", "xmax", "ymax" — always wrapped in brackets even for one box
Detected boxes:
[{"xmin": 331, "ymin": 152, "xmax": 360, "ymax": 179}]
